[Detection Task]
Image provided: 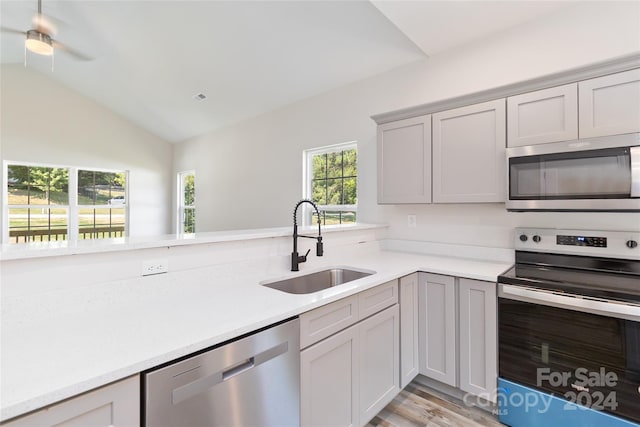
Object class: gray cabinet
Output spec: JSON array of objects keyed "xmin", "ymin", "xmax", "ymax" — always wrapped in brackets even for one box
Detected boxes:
[
  {"xmin": 507, "ymin": 83, "xmax": 578, "ymax": 147},
  {"xmin": 299, "ymin": 294, "xmax": 358, "ymax": 349},
  {"xmin": 358, "ymin": 305, "xmax": 400, "ymax": 425},
  {"xmin": 458, "ymin": 278, "xmax": 497, "ymax": 402},
  {"xmin": 432, "ymin": 99, "xmax": 506, "ymax": 203},
  {"xmin": 418, "ymin": 273, "xmax": 497, "ymax": 401},
  {"xmin": 399, "ymin": 273, "xmax": 419, "ymax": 388},
  {"xmin": 301, "ymin": 324, "xmax": 359, "ymax": 427},
  {"xmin": 418, "ymin": 273, "xmax": 457, "ymax": 387},
  {"xmin": 579, "ymin": 69, "xmax": 640, "ymax": 138},
  {"xmin": 300, "ymin": 281, "xmax": 399, "ymax": 427},
  {"xmin": 377, "ymin": 115, "xmax": 431, "ymax": 204},
  {"xmin": 4, "ymin": 376, "xmax": 139, "ymax": 427}
]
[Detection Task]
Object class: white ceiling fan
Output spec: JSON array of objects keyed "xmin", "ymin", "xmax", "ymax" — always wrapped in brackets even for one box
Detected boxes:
[{"xmin": 1, "ymin": 0, "xmax": 93, "ymax": 66}]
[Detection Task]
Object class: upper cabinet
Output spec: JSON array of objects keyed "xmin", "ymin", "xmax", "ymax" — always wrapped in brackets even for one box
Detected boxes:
[
  {"xmin": 507, "ymin": 83, "xmax": 578, "ymax": 147},
  {"xmin": 377, "ymin": 115, "xmax": 431, "ymax": 204},
  {"xmin": 432, "ymin": 99, "xmax": 506, "ymax": 203},
  {"xmin": 578, "ymin": 69, "xmax": 640, "ymax": 138},
  {"xmin": 507, "ymin": 69, "xmax": 640, "ymax": 147},
  {"xmin": 372, "ymin": 55, "xmax": 640, "ymax": 205}
]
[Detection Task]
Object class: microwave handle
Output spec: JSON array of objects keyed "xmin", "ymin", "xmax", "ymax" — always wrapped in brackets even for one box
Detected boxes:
[{"xmin": 632, "ymin": 146, "xmax": 640, "ymax": 198}]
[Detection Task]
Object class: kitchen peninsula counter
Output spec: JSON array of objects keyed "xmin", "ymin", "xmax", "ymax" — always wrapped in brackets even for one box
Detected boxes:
[{"xmin": 0, "ymin": 225, "xmax": 512, "ymax": 422}]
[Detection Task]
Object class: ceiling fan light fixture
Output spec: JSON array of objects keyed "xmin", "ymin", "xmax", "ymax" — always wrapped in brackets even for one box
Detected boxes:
[{"xmin": 25, "ymin": 29, "xmax": 53, "ymax": 55}]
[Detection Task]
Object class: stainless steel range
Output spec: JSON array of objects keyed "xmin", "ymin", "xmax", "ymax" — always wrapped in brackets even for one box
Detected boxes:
[{"xmin": 497, "ymin": 228, "xmax": 640, "ymax": 427}]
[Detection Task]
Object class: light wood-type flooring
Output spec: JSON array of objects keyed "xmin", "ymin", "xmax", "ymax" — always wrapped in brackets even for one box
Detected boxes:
[{"xmin": 367, "ymin": 381, "xmax": 505, "ymax": 427}]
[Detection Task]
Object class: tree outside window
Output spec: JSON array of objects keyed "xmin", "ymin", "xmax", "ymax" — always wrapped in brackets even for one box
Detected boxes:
[
  {"xmin": 7, "ymin": 165, "xmax": 69, "ymax": 243},
  {"xmin": 305, "ymin": 143, "xmax": 357, "ymax": 225},
  {"xmin": 77, "ymin": 170, "xmax": 127, "ymax": 239},
  {"xmin": 5, "ymin": 164, "xmax": 127, "ymax": 244},
  {"xmin": 178, "ymin": 171, "xmax": 195, "ymax": 234}
]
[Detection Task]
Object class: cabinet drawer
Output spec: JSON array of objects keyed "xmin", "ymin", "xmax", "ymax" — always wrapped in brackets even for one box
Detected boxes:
[
  {"xmin": 300, "ymin": 295, "xmax": 358, "ymax": 349},
  {"xmin": 358, "ymin": 280, "xmax": 398, "ymax": 320}
]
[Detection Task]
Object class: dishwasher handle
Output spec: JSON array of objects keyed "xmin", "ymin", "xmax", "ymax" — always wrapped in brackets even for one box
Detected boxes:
[
  {"xmin": 172, "ymin": 341, "xmax": 289, "ymax": 405},
  {"xmin": 222, "ymin": 357, "xmax": 255, "ymax": 381}
]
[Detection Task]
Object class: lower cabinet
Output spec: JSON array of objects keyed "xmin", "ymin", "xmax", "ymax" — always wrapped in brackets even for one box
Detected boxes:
[
  {"xmin": 458, "ymin": 278, "xmax": 497, "ymax": 401},
  {"xmin": 358, "ymin": 306, "xmax": 400, "ymax": 423},
  {"xmin": 418, "ymin": 273, "xmax": 457, "ymax": 387},
  {"xmin": 300, "ymin": 323, "xmax": 359, "ymax": 427},
  {"xmin": 3, "ymin": 375, "xmax": 139, "ymax": 427},
  {"xmin": 300, "ymin": 282, "xmax": 400, "ymax": 427},
  {"xmin": 418, "ymin": 273, "xmax": 497, "ymax": 402},
  {"xmin": 399, "ymin": 273, "xmax": 420, "ymax": 388}
]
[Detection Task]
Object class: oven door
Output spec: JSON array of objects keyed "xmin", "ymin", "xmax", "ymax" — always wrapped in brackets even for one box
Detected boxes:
[
  {"xmin": 498, "ymin": 284, "xmax": 640, "ymax": 424},
  {"xmin": 505, "ymin": 134, "xmax": 640, "ymax": 211}
]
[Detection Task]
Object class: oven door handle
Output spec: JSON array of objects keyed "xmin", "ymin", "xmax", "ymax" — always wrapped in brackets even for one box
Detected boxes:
[
  {"xmin": 631, "ymin": 145, "xmax": 640, "ymax": 198},
  {"xmin": 498, "ymin": 284, "xmax": 640, "ymax": 321}
]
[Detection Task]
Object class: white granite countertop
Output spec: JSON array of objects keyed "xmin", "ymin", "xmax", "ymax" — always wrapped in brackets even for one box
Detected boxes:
[{"xmin": 1, "ymin": 240, "xmax": 512, "ymax": 422}]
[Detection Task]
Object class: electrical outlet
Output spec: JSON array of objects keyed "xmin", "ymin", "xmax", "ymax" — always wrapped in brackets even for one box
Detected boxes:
[
  {"xmin": 142, "ymin": 259, "xmax": 169, "ymax": 276},
  {"xmin": 407, "ymin": 215, "xmax": 417, "ymax": 228}
]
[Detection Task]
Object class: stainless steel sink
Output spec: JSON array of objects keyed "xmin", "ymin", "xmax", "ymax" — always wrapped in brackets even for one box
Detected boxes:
[{"xmin": 262, "ymin": 268, "xmax": 374, "ymax": 294}]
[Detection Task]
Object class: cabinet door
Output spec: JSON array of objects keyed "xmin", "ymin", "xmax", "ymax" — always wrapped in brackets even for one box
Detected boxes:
[
  {"xmin": 579, "ymin": 68, "xmax": 640, "ymax": 138},
  {"xmin": 301, "ymin": 325, "xmax": 359, "ymax": 427},
  {"xmin": 377, "ymin": 115, "xmax": 432, "ymax": 204},
  {"xmin": 399, "ymin": 273, "xmax": 419, "ymax": 388},
  {"xmin": 359, "ymin": 305, "xmax": 400, "ymax": 426},
  {"xmin": 458, "ymin": 278, "xmax": 497, "ymax": 402},
  {"xmin": 507, "ymin": 83, "xmax": 578, "ymax": 147},
  {"xmin": 418, "ymin": 273, "xmax": 457, "ymax": 387},
  {"xmin": 432, "ymin": 99, "xmax": 506, "ymax": 203},
  {"xmin": 4, "ymin": 376, "xmax": 139, "ymax": 427}
]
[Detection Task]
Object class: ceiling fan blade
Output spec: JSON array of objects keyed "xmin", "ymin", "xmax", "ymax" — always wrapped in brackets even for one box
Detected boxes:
[
  {"xmin": 52, "ymin": 40, "xmax": 94, "ymax": 61},
  {"xmin": 33, "ymin": 13, "xmax": 58, "ymax": 35},
  {"xmin": 1, "ymin": 27, "xmax": 27, "ymax": 36}
]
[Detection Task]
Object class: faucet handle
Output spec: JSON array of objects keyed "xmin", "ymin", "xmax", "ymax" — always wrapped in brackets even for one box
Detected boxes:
[{"xmin": 301, "ymin": 248, "xmax": 311, "ymax": 261}]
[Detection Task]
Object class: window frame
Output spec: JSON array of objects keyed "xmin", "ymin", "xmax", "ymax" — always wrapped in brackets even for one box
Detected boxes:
[
  {"xmin": 76, "ymin": 167, "xmax": 129, "ymax": 241},
  {"xmin": 177, "ymin": 170, "xmax": 196, "ymax": 234},
  {"xmin": 3, "ymin": 161, "xmax": 129, "ymax": 244},
  {"xmin": 302, "ymin": 142, "xmax": 357, "ymax": 226}
]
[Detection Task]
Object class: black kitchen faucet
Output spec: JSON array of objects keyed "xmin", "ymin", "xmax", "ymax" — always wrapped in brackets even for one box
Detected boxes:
[{"xmin": 291, "ymin": 199, "xmax": 323, "ymax": 271}]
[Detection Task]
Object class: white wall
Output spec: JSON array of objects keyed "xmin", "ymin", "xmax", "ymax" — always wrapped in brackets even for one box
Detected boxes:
[
  {"xmin": 174, "ymin": 1, "xmax": 640, "ymax": 248},
  {"xmin": 1, "ymin": 64, "xmax": 174, "ymax": 237}
]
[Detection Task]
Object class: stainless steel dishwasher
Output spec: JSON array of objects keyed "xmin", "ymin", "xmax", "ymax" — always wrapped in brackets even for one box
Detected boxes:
[{"xmin": 143, "ymin": 318, "xmax": 300, "ymax": 427}]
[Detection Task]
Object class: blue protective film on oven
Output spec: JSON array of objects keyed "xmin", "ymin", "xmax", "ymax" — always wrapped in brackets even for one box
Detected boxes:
[{"xmin": 497, "ymin": 378, "xmax": 639, "ymax": 427}]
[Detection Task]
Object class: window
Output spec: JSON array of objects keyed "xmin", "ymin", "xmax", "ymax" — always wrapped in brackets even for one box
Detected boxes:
[
  {"xmin": 77, "ymin": 170, "xmax": 127, "ymax": 240},
  {"xmin": 177, "ymin": 171, "xmax": 195, "ymax": 234},
  {"xmin": 4, "ymin": 163, "xmax": 128, "ymax": 244},
  {"xmin": 6, "ymin": 165, "xmax": 69, "ymax": 243},
  {"xmin": 304, "ymin": 143, "xmax": 357, "ymax": 225}
]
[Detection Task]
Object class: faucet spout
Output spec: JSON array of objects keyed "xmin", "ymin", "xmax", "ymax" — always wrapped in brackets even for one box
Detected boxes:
[{"xmin": 291, "ymin": 199, "xmax": 323, "ymax": 271}]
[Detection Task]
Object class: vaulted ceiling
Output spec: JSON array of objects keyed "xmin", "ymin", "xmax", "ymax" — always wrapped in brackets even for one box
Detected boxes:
[{"xmin": 1, "ymin": 1, "xmax": 578, "ymax": 143}]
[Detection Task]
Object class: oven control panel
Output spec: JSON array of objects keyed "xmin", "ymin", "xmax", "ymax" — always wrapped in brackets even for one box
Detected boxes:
[
  {"xmin": 515, "ymin": 228, "xmax": 640, "ymax": 259},
  {"xmin": 557, "ymin": 234, "xmax": 607, "ymax": 247}
]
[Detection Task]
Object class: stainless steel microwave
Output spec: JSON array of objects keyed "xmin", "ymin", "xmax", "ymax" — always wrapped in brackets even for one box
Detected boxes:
[{"xmin": 506, "ymin": 133, "xmax": 640, "ymax": 211}]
